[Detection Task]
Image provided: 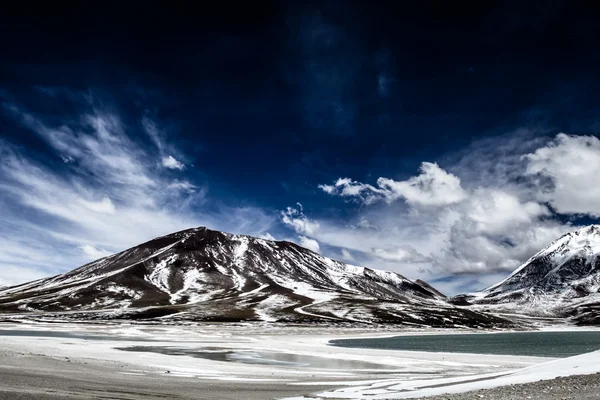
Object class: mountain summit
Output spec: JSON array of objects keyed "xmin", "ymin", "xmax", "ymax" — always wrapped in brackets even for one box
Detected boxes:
[
  {"xmin": 0, "ymin": 227, "xmax": 507, "ymax": 327},
  {"xmin": 461, "ymin": 225, "xmax": 600, "ymax": 324}
]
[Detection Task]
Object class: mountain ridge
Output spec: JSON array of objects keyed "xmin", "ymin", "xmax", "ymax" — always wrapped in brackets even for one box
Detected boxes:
[
  {"xmin": 0, "ymin": 226, "xmax": 507, "ymax": 327},
  {"xmin": 3, "ymin": 225, "xmax": 600, "ymax": 326},
  {"xmin": 455, "ymin": 225, "xmax": 600, "ymax": 324}
]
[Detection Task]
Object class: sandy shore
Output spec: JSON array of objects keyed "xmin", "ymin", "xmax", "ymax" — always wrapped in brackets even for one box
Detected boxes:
[
  {"xmin": 0, "ymin": 347, "xmax": 337, "ymax": 400},
  {"xmin": 0, "ymin": 322, "xmax": 596, "ymax": 399},
  {"xmin": 420, "ymin": 373, "xmax": 600, "ymax": 400}
]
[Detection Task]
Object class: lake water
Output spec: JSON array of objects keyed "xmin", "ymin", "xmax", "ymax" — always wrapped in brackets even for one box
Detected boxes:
[
  {"xmin": 116, "ymin": 345, "xmax": 402, "ymax": 371},
  {"xmin": 330, "ymin": 331, "xmax": 600, "ymax": 358}
]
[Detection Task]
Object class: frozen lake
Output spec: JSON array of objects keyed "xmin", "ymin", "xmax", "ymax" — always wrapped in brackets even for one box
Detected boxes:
[
  {"xmin": 2, "ymin": 322, "xmax": 591, "ymax": 399},
  {"xmin": 117, "ymin": 345, "xmax": 405, "ymax": 371},
  {"xmin": 0, "ymin": 328, "xmax": 159, "ymax": 341},
  {"xmin": 330, "ymin": 331, "xmax": 600, "ymax": 358}
]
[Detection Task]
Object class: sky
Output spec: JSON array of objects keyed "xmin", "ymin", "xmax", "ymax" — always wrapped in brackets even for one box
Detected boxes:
[{"xmin": 2, "ymin": 1, "xmax": 600, "ymax": 294}]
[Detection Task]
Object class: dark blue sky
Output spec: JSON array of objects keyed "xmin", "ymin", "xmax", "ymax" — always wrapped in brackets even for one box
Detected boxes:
[{"xmin": 2, "ymin": 1, "xmax": 600, "ymax": 294}]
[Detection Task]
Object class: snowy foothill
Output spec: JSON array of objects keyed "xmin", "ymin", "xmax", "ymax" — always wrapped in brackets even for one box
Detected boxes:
[{"xmin": 2, "ymin": 322, "xmax": 598, "ymax": 399}]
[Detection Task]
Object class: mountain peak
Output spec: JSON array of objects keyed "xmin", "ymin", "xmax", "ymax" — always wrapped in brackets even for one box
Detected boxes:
[
  {"xmin": 554, "ymin": 224, "xmax": 600, "ymax": 244},
  {"xmin": 2, "ymin": 226, "xmax": 508, "ymax": 327},
  {"xmin": 534, "ymin": 224, "xmax": 600, "ymax": 262},
  {"xmin": 468, "ymin": 225, "xmax": 600, "ymax": 311}
]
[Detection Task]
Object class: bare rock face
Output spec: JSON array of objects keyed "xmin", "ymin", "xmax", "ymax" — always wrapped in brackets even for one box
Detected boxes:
[
  {"xmin": 0, "ymin": 227, "xmax": 509, "ymax": 327},
  {"xmin": 458, "ymin": 225, "xmax": 600, "ymax": 324}
]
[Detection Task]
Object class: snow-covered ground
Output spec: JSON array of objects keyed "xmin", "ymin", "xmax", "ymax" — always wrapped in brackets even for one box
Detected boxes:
[
  {"xmin": 0, "ymin": 322, "xmax": 598, "ymax": 399},
  {"xmin": 286, "ymin": 349, "xmax": 600, "ymax": 399}
]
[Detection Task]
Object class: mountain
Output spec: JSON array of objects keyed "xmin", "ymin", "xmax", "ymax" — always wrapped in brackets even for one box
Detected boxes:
[
  {"xmin": 0, "ymin": 227, "xmax": 509, "ymax": 327},
  {"xmin": 456, "ymin": 225, "xmax": 600, "ymax": 324}
]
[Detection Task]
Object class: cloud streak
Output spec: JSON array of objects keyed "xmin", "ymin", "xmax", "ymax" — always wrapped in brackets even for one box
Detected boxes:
[{"xmin": 0, "ymin": 91, "xmax": 275, "ymax": 286}]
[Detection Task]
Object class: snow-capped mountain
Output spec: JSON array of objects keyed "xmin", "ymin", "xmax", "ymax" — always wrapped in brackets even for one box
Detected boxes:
[
  {"xmin": 460, "ymin": 225, "xmax": 600, "ymax": 322},
  {"xmin": 0, "ymin": 227, "xmax": 509, "ymax": 327}
]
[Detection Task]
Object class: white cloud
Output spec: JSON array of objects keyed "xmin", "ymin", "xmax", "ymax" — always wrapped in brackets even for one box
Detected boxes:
[
  {"xmin": 167, "ymin": 180, "xmax": 197, "ymax": 193},
  {"xmin": 377, "ymin": 162, "xmax": 468, "ymax": 206},
  {"xmin": 80, "ymin": 245, "xmax": 112, "ymax": 260},
  {"xmin": 0, "ymin": 94, "xmax": 276, "ymax": 287},
  {"xmin": 142, "ymin": 116, "xmax": 164, "ymax": 153},
  {"xmin": 284, "ymin": 132, "xmax": 598, "ymax": 294},
  {"xmin": 372, "ymin": 247, "xmax": 430, "ymax": 263},
  {"xmin": 461, "ymin": 188, "xmax": 550, "ymax": 236},
  {"xmin": 319, "ymin": 178, "xmax": 382, "ymax": 205},
  {"xmin": 340, "ymin": 248, "xmax": 355, "ymax": 262},
  {"xmin": 320, "ymin": 162, "xmax": 467, "ymax": 206},
  {"xmin": 142, "ymin": 117, "xmax": 187, "ymax": 171},
  {"xmin": 260, "ymin": 232, "xmax": 277, "ymax": 241},
  {"xmin": 298, "ymin": 236, "xmax": 320, "ymax": 253},
  {"xmin": 80, "ymin": 196, "xmax": 116, "ymax": 214},
  {"xmin": 0, "ymin": 265, "xmax": 53, "ymax": 287},
  {"xmin": 161, "ymin": 155, "xmax": 185, "ymax": 170},
  {"xmin": 281, "ymin": 206, "xmax": 320, "ymax": 235},
  {"xmin": 355, "ymin": 217, "xmax": 377, "ymax": 230},
  {"xmin": 524, "ymin": 133, "xmax": 600, "ymax": 216}
]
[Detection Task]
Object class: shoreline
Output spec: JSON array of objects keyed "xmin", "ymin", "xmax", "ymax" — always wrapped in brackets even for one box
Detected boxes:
[
  {"xmin": 416, "ymin": 373, "xmax": 600, "ymax": 400},
  {"xmin": 0, "ymin": 321, "xmax": 598, "ymax": 399}
]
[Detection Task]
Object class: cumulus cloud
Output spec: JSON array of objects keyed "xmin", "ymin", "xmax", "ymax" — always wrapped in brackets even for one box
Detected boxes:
[
  {"xmin": 319, "ymin": 178, "xmax": 382, "ymax": 205},
  {"xmin": 298, "ymin": 236, "xmax": 321, "ymax": 253},
  {"xmin": 524, "ymin": 133, "xmax": 600, "ymax": 216},
  {"xmin": 320, "ymin": 162, "xmax": 467, "ymax": 206},
  {"xmin": 377, "ymin": 163, "xmax": 468, "ymax": 206},
  {"xmin": 161, "ymin": 155, "xmax": 185, "ymax": 170},
  {"xmin": 460, "ymin": 188, "xmax": 550, "ymax": 236},
  {"xmin": 284, "ymin": 132, "xmax": 599, "ymax": 294},
  {"xmin": 280, "ymin": 204, "xmax": 320, "ymax": 235}
]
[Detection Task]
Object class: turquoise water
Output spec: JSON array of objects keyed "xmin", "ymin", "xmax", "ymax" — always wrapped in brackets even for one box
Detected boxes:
[{"xmin": 330, "ymin": 331, "xmax": 600, "ymax": 358}]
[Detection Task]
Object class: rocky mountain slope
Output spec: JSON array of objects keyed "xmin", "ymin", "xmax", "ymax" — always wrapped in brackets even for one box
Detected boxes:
[
  {"xmin": 0, "ymin": 227, "xmax": 508, "ymax": 327},
  {"xmin": 456, "ymin": 225, "xmax": 600, "ymax": 324}
]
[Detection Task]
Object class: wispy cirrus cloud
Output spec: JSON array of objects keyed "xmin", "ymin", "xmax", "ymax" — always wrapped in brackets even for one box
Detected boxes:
[
  {"xmin": 142, "ymin": 116, "xmax": 187, "ymax": 171},
  {"xmin": 0, "ymin": 90, "xmax": 275, "ymax": 286},
  {"xmin": 80, "ymin": 245, "xmax": 113, "ymax": 260}
]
